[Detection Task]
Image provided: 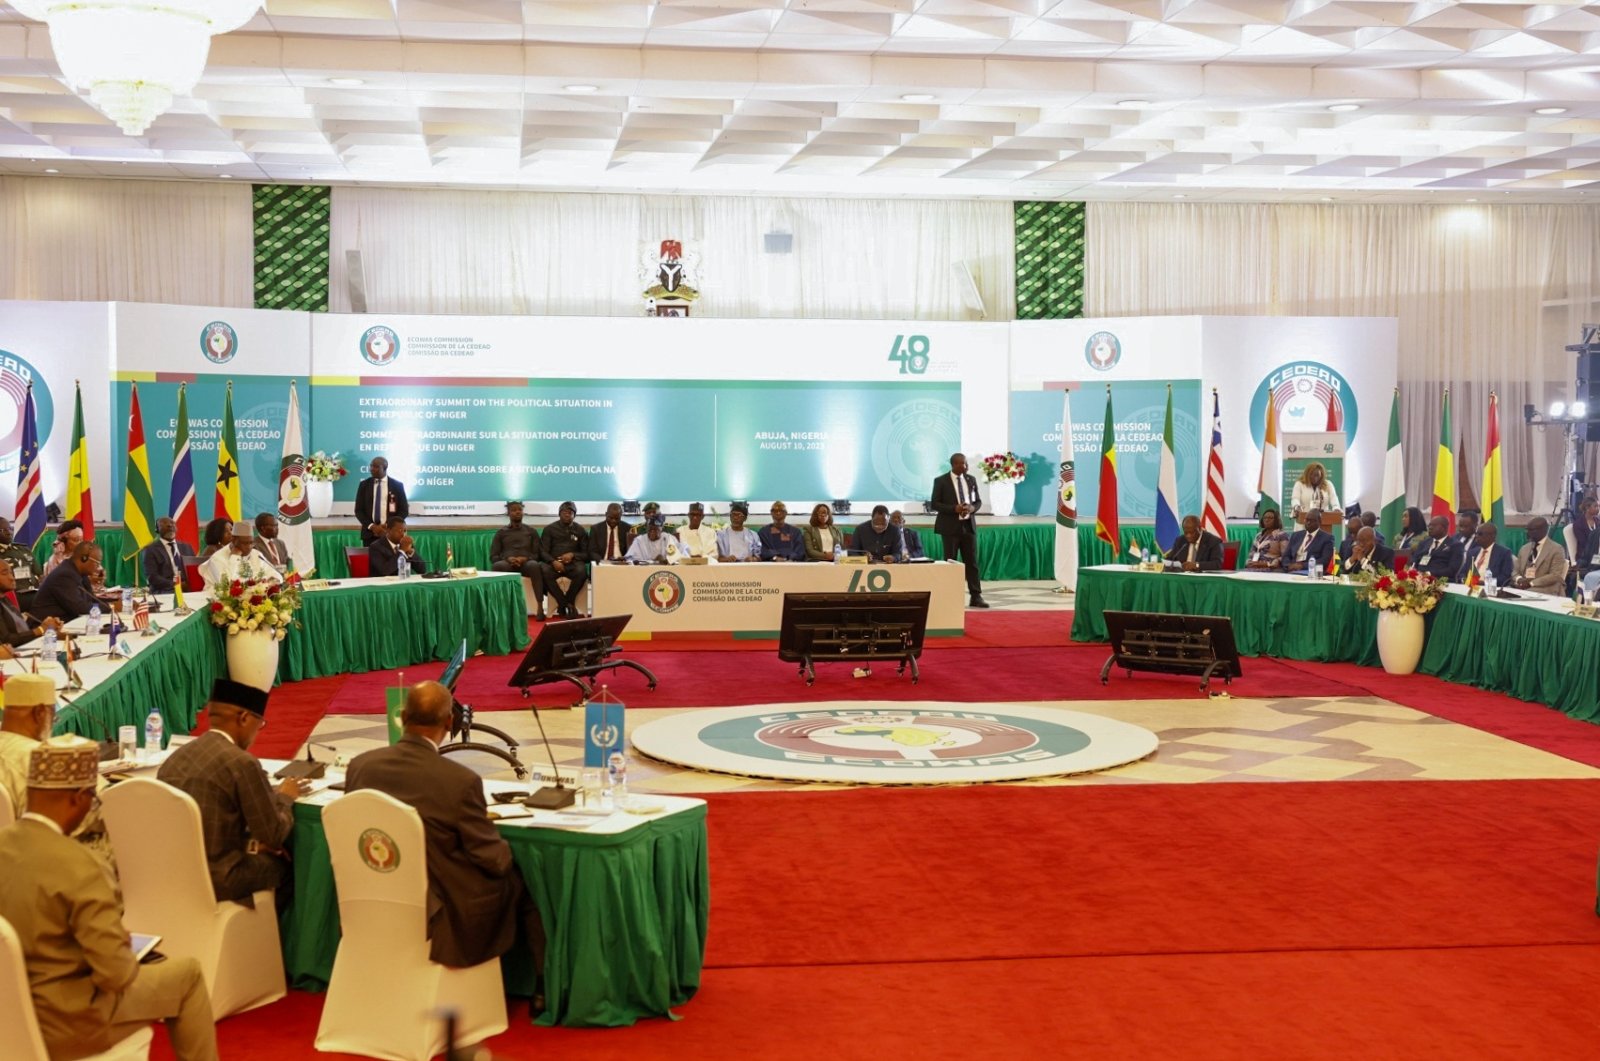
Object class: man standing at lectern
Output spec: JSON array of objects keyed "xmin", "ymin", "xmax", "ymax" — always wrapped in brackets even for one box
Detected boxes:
[
  {"xmin": 354, "ymin": 456, "xmax": 409, "ymax": 546},
  {"xmin": 931, "ymin": 453, "xmax": 988, "ymax": 608}
]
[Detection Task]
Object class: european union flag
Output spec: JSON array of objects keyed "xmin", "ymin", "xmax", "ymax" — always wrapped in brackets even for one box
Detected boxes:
[{"xmin": 14, "ymin": 385, "xmax": 47, "ymax": 546}]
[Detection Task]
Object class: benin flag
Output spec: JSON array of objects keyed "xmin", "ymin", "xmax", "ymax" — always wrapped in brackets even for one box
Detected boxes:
[
  {"xmin": 121, "ymin": 384, "xmax": 158, "ymax": 564},
  {"xmin": 169, "ymin": 383, "xmax": 199, "ymax": 549},
  {"xmin": 214, "ymin": 382, "xmax": 242, "ymax": 522},
  {"xmin": 1094, "ymin": 386, "xmax": 1120, "ymax": 549},
  {"xmin": 1482, "ymin": 392, "xmax": 1504, "ymax": 526},
  {"xmin": 1379, "ymin": 389, "xmax": 1405, "ymax": 539},
  {"xmin": 65, "ymin": 382, "xmax": 94, "ymax": 539},
  {"xmin": 1431, "ymin": 389, "xmax": 1455, "ymax": 533}
]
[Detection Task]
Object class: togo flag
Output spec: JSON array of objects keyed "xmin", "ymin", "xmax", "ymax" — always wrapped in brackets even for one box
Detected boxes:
[
  {"xmin": 276, "ymin": 381, "xmax": 314, "ymax": 574},
  {"xmin": 1154, "ymin": 383, "xmax": 1180, "ymax": 550},
  {"xmin": 121, "ymin": 384, "xmax": 158, "ymax": 565},
  {"xmin": 1379, "ymin": 389, "xmax": 1406, "ymax": 539},
  {"xmin": 1053, "ymin": 389, "xmax": 1079, "ymax": 590}
]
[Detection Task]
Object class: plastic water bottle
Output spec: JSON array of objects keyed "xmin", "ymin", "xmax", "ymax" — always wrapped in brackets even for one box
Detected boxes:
[
  {"xmin": 88, "ymin": 602, "xmax": 101, "ymax": 633},
  {"xmin": 397, "ymin": 551, "xmax": 410, "ymax": 580},
  {"xmin": 608, "ymin": 751, "xmax": 628, "ymax": 802},
  {"xmin": 39, "ymin": 627, "xmax": 57, "ymax": 667},
  {"xmin": 1312, "ymin": 562, "xmax": 1322, "ymax": 579},
  {"xmin": 121, "ymin": 587, "xmax": 133, "ymax": 613},
  {"xmin": 833, "ymin": 541, "xmax": 843, "ymax": 563},
  {"xmin": 1485, "ymin": 574, "xmax": 1497, "ymax": 598},
  {"xmin": 144, "ymin": 709, "xmax": 164, "ymax": 759},
  {"xmin": 1306, "ymin": 557, "xmax": 1315, "ymax": 578}
]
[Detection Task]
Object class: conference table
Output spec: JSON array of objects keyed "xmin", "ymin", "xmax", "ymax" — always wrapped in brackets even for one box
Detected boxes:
[
  {"xmin": 47, "ymin": 572, "xmax": 530, "ymax": 745},
  {"xmin": 591, "ymin": 559, "xmax": 969, "ymax": 637},
  {"xmin": 1072, "ymin": 565, "xmax": 1600, "ymax": 722},
  {"xmin": 283, "ymin": 777, "xmax": 709, "ymax": 1029}
]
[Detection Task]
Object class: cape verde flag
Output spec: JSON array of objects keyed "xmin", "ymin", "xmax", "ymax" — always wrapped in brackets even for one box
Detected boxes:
[{"xmin": 14, "ymin": 384, "xmax": 46, "ymax": 546}]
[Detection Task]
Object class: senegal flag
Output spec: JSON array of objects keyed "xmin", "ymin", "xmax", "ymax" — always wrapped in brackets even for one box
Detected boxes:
[
  {"xmin": 1094, "ymin": 385, "xmax": 1120, "ymax": 550},
  {"xmin": 121, "ymin": 384, "xmax": 157, "ymax": 563},
  {"xmin": 1482, "ymin": 392, "xmax": 1504, "ymax": 526},
  {"xmin": 65, "ymin": 381, "xmax": 94, "ymax": 538},
  {"xmin": 1430, "ymin": 389, "xmax": 1455, "ymax": 533},
  {"xmin": 214, "ymin": 381, "xmax": 242, "ymax": 522}
]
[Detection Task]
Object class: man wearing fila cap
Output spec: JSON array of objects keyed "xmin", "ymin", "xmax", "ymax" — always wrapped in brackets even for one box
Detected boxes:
[
  {"xmin": 198, "ymin": 521, "xmax": 270, "ymax": 587},
  {"xmin": 0, "ymin": 737, "xmax": 218, "ymax": 1060},
  {"xmin": 157, "ymin": 679, "xmax": 306, "ymax": 906},
  {"xmin": 0, "ymin": 674, "xmax": 117, "ymax": 882}
]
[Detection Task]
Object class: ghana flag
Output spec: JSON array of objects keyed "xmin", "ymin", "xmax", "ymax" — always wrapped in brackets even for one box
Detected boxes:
[
  {"xmin": 214, "ymin": 381, "xmax": 242, "ymax": 522},
  {"xmin": 121, "ymin": 383, "xmax": 157, "ymax": 563}
]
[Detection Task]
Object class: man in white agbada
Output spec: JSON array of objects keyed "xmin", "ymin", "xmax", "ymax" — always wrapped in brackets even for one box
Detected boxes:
[
  {"xmin": 624, "ymin": 517, "xmax": 685, "ymax": 565},
  {"xmin": 676, "ymin": 503, "xmax": 718, "ymax": 560},
  {"xmin": 200, "ymin": 522, "xmax": 271, "ymax": 586}
]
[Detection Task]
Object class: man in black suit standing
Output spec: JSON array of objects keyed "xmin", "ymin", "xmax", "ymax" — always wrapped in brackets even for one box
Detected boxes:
[
  {"xmin": 141, "ymin": 517, "xmax": 195, "ymax": 594},
  {"xmin": 1162, "ymin": 515, "xmax": 1224, "ymax": 571},
  {"xmin": 930, "ymin": 453, "xmax": 988, "ymax": 608},
  {"xmin": 353, "ymin": 456, "xmax": 409, "ymax": 546},
  {"xmin": 345, "ymin": 681, "xmax": 544, "ymax": 976},
  {"xmin": 1412, "ymin": 516, "xmax": 1463, "ymax": 581}
]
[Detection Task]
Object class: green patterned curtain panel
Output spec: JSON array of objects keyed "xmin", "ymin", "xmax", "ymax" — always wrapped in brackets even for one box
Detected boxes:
[
  {"xmin": 1013, "ymin": 200, "xmax": 1086, "ymax": 320},
  {"xmin": 253, "ymin": 184, "xmax": 331, "ymax": 311}
]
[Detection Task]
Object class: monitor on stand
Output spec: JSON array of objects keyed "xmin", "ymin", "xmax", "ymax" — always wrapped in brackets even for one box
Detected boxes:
[
  {"xmin": 438, "ymin": 638, "xmax": 528, "ymax": 779},
  {"xmin": 506, "ymin": 614, "xmax": 657, "ymax": 705}
]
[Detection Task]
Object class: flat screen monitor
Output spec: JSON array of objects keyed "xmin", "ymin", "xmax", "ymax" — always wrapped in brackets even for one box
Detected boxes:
[
  {"xmin": 506, "ymin": 614, "xmax": 633, "ymax": 688},
  {"xmin": 777, "ymin": 591, "xmax": 931, "ymax": 663},
  {"xmin": 439, "ymin": 639, "xmax": 469, "ymax": 694}
]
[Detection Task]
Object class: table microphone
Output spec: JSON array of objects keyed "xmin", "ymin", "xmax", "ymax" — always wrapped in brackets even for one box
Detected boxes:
[
  {"xmin": 522, "ymin": 703, "xmax": 575, "ymax": 810},
  {"xmin": 275, "ymin": 741, "xmax": 330, "ymax": 780}
]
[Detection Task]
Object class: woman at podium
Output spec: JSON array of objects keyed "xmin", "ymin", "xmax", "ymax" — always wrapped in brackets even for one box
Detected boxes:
[{"xmin": 1290, "ymin": 462, "xmax": 1340, "ymax": 526}]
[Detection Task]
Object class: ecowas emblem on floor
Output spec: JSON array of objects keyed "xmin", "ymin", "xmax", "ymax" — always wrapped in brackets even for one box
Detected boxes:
[{"xmin": 630, "ymin": 701, "xmax": 1158, "ymax": 785}]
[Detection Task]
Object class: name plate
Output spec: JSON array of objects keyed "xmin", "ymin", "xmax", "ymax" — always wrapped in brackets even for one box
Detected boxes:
[{"xmin": 448, "ymin": 567, "xmax": 479, "ymax": 579}]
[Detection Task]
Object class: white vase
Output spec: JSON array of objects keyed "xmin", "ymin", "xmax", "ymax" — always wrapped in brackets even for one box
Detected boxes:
[
  {"xmin": 225, "ymin": 628, "xmax": 281, "ymax": 691},
  {"xmin": 1376, "ymin": 610, "xmax": 1424, "ymax": 675},
  {"xmin": 985, "ymin": 481, "xmax": 1016, "ymax": 517},
  {"xmin": 306, "ymin": 480, "xmax": 334, "ymax": 519}
]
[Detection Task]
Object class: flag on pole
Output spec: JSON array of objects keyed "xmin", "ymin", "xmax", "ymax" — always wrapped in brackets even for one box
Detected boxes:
[
  {"xmin": 1430, "ymin": 389, "xmax": 1455, "ymax": 533},
  {"xmin": 1201, "ymin": 389, "xmax": 1226, "ymax": 542},
  {"xmin": 1256, "ymin": 390, "xmax": 1282, "ymax": 514},
  {"xmin": 1053, "ymin": 389, "xmax": 1079, "ymax": 589},
  {"xmin": 65, "ymin": 382, "xmax": 94, "ymax": 539},
  {"xmin": 169, "ymin": 383, "xmax": 199, "ymax": 550},
  {"xmin": 214, "ymin": 381, "xmax": 242, "ymax": 522},
  {"xmin": 1094, "ymin": 385, "xmax": 1120, "ymax": 550},
  {"xmin": 1458, "ymin": 427, "xmax": 1480, "ymax": 518},
  {"xmin": 1483, "ymin": 392, "xmax": 1504, "ymax": 525},
  {"xmin": 276, "ymin": 381, "xmax": 314, "ymax": 574},
  {"xmin": 1379, "ymin": 388, "xmax": 1406, "ymax": 539},
  {"xmin": 1154, "ymin": 383, "xmax": 1180, "ymax": 551},
  {"xmin": 121, "ymin": 384, "xmax": 158, "ymax": 565},
  {"xmin": 13, "ymin": 385, "xmax": 46, "ymax": 547}
]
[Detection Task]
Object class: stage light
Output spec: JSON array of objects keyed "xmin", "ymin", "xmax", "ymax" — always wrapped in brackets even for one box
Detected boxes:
[
  {"xmin": 622, "ymin": 499, "xmax": 641, "ymax": 516},
  {"xmin": 1572, "ymin": 401, "xmax": 1588, "ymax": 419},
  {"xmin": 832, "ymin": 499, "xmax": 852, "ymax": 516},
  {"xmin": 1550, "ymin": 400, "xmax": 1567, "ymax": 418}
]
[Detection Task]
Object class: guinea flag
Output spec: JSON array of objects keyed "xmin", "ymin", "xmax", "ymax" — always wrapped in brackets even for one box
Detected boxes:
[
  {"xmin": 214, "ymin": 381, "xmax": 242, "ymax": 522},
  {"xmin": 1482, "ymin": 391, "xmax": 1504, "ymax": 525},
  {"xmin": 1430, "ymin": 389, "xmax": 1455, "ymax": 533},
  {"xmin": 1379, "ymin": 389, "xmax": 1405, "ymax": 539},
  {"xmin": 121, "ymin": 384, "xmax": 158, "ymax": 564},
  {"xmin": 1094, "ymin": 385, "xmax": 1120, "ymax": 550},
  {"xmin": 65, "ymin": 381, "xmax": 95, "ymax": 539}
]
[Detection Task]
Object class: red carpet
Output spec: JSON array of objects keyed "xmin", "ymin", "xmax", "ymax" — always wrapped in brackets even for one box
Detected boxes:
[{"xmin": 615, "ymin": 609, "xmax": 1074, "ymax": 652}]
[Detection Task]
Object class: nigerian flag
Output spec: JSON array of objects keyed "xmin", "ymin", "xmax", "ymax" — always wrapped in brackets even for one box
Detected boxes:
[
  {"xmin": 214, "ymin": 381, "xmax": 242, "ymax": 522},
  {"xmin": 1379, "ymin": 389, "xmax": 1405, "ymax": 539},
  {"xmin": 121, "ymin": 384, "xmax": 157, "ymax": 565}
]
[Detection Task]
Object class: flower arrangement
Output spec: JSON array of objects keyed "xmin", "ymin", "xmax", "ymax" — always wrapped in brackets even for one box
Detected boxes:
[
  {"xmin": 978, "ymin": 452, "xmax": 1027, "ymax": 484},
  {"xmin": 1352, "ymin": 561, "xmax": 1446, "ymax": 616},
  {"xmin": 209, "ymin": 567, "xmax": 304, "ymax": 640},
  {"xmin": 304, "ymin": 451, "xmax": 348, "ymax": 483}
]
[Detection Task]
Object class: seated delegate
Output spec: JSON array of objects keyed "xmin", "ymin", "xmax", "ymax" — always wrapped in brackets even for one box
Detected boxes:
[
  {"xmin": 1162, "ymin": 515, "xmax": 1223, "ymax": 572},
  {"xmin": 1244, "ymin": 509, "xmax": 1288, "ymax": 569},
  {"xmin": 1284, "ymin": 509, "xmax": 1335, "ymax": 573}
]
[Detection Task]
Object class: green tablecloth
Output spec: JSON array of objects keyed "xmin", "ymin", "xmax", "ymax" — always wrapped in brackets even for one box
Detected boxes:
[
  {"xmin": 1070, "ymin": 567, "xmax": 1381, "ymax": 666},
  {"xmin": 282, "ymin": 801, "xmax": 710, "ymax": 1028},
  {"xmin": 54, "ymin": 575, "xmax": 529, "ymax": 744},
  {"xmin": 1420, "ymin": 593, "xmax": 1600, "ymax": 723}
]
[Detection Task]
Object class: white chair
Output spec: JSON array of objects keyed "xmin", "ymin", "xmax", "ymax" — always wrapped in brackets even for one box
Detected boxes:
[
  {"xmin": 520, "ymin": 575, "xmax": 541, "ymax": 617},
  {"xmin": 315, "ymin": 790, "xmax": 507, "ymax": 1061},
  {"xmin": 98, "ymin": 778, "xmax": 285, "ymax": 1019},
  {"xmin": 0, "ymin": 785, "xmax": 14, "ymax": 827},
  {"xmin": 0, "ymin": 915, "xmax": 152, "ymax": 1061}
]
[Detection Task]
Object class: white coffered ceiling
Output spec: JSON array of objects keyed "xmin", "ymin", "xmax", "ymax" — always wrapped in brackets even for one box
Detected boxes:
[{"xmin": 6, "ymin": 1, "xmax": 1600, "ymax": 200}]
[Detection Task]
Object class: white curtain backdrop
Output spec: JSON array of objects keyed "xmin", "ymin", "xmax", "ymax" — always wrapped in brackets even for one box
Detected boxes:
[
  {"xmin": 328, "ymin": 187, "xmax": 1014, "ymax": 321},
  {"xmin": 1086, "ymin": 202, "xmax": 1600, "ymax": 517},
  {"xmin": 0, "ymin": 176, "xmax": 254, "ymax": 306}
]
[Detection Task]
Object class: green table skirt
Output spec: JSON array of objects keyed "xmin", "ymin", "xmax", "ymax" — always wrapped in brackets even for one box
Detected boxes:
[
  {"xmin": 55, "ymin": 575, "xmax": 529, "ymax": 744},
  {"xmin": 283, "ymin": 801, "xmax": 710, "ymax": 1028},
  {"xmin": 1419, "ymin": 593, "xmax": 1600, "ymax": 723}
]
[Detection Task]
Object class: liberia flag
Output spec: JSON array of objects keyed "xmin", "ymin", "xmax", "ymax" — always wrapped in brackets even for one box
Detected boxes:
[{"xmin": 1201, "ymin": 390, "xmax": 1226, "ymax": 543}]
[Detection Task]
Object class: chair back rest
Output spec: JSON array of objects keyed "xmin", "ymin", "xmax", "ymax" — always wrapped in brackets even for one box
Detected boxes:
[
  {"xmin": 344, "ymin": 547, "xmax": 371, "ymax": 579},
  {"xmin": 180, "ymin": 556, "xmax": 205, "ymax": 592},
  {"xmin": 99, "ymin": 778, "xmax": 221, "ymax": 925},
  {"xmin": 1221, "ymin": 541, "xmax": 1240, "ymax": 570},
  {"xmin": 0, "ymin": 786, "xmax": 13, "ymax": 828},
  {"xmin": 322, "ymin": 790, "xmax": 428, "ymax": 939},
  {"xmin": 0, "ymin": 916, "xmax": 52, "ymax": 1060}
]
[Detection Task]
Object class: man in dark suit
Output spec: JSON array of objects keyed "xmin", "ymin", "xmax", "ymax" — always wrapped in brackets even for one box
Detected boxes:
[
  {"xmin": 889, "ymin": 511, "xmax": 925, "ymax": 559},
  {"xmin": 1284, "ymin": 509, "xmax": 1335, "ymax": 573},
  {"xmin": 253, "ymin": 513, "xmax": 291, "ymax": 571},
  {"xmin": 141, "ymin": 517, "xmax": 196, "ymax": 594},
  {"xmin": 1336, "ymin": 514, "xmax": 1364, "ymax": 566},
  {"xmin": 157, "ymin": 680, "xmax": 307, "ymax": 906},
  {"xmin": 1411, "ymin": 516, "xmax": 1464, "ymax": 580},
  {"xmin": 345, "ymin": 681, "xmax": 544, "ymax": 974},
  {"xmin": 1162, "ymin": 515, "xmax": 1224, "ymax": 571},
  {"xmin": 353, "ymin": 456, "xmax": 409, "ymax": 546},
  {"xmin": 368, "ymin": 518, "xmax": 427, "ymax": 577},
  {"xmin": 31, "ymin": 542, "xmax": 105, "ymax": 621},
  {"xmin": 1462, "ymin": 522, "xmax": 1514, "ymax": 587},
  {"xmin": 1343, "ymin": 528, "xmax": 1395, "ymax": 575},
  {"xmin": 540, "ymin": 501, "xmax": 590, "ymax": 620},
  {"xmin": 587, "ymin": 503, "xmax": 633, "ymax": 564},
  {"xmin": 930, "ymin": 453, "xmax": 988, "ymax": 607},
  {"xmin": 0, "ymin": 560, "xmax": 58, "ymax": 651},
  {"xmin": 0, "ymin": 515, "xmax": 39, "ymax": 592},
  {"xmin": 1452, "ymin": 510, "xmax": 1481, "ymax": 579}
]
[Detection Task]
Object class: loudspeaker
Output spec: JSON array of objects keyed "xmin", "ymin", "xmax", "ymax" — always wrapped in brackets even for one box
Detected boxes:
[
  {"xmin": 952, "ymin": 261, "xmax": 987, "ymax": 320},
  {"xmin": 345, "ymin": 249, "xmax": 368, "ymax": 313}
]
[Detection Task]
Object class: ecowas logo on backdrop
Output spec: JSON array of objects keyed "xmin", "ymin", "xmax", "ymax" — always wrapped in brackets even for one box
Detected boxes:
[
  {"xmin": 359, "ymin": 325, "xmax": 401, "ymax": 366},
  {"xmin": 0, "ymin": 351, "xmax": 54, "ymax": 476},
  {"xmin": 199, "ymin": 321, "xmax": 238, "ymax": 364},
  {"xmin": 642, "ymin": 570, "xmax": 686, "ymax": 614},
  {"xmin": 1084, "ymin": 331, "xmax": 1122, "ymax": 372},
  {"xmin": 1249, "ymin": 360, "xmax": 1360, "ymax": 447}
]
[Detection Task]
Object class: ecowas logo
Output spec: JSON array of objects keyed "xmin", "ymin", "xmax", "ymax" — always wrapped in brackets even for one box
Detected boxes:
[
  {"xmin": 703, "ymin": 709, "xmax": 1090, "ymax": 768},
  {"xmin": 642, "ymin": 570, "xmax": 686, "ymax": 614},
  {"xmin": 359, "ymin": 325, "xmax": 400, "ymax": 366},
  {"xmin": 0, "ymin": 351, "xmax": 54, "ymax": 475},
  {"xmin": 1084, "ymin": 331, "xmax": 1122, "ymax": 372},
  {"xmin": 357, "ymin": 828, "xmax": 400, "ymax": 873},
  {"xmin": 199, "ymin": 321, "xmax": 238, "ymax": 364},
  {"xmin": 1249, "ymin": 360, "xmax": 1360, "ymax": 447}
]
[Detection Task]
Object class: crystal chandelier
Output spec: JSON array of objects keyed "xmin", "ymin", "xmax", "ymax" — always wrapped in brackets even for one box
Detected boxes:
[{"xmin": 8, "ymin": 0, "xmax": 263, "ymax": 135}]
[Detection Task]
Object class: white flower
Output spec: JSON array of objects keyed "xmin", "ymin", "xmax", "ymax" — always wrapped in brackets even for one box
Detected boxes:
[
  {"xmin": 275, "ymin": 628, "xmax": 287, "ymax": 641},
  {"xmin": 227, "ymin": 623, "xmax": 240, "ymax": 635}
]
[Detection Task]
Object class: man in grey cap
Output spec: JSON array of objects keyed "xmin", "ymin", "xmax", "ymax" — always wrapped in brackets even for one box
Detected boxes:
[
  {"xmin": 0, "ymin": 737, "xmax": 218, "ymax": 1060},
  {"xmin": 539, "ymin": 501, "xmax": 589, "ymax": 620},
  {"xmin": 198, "ymin": 520, "xmax": 268, "ymax": 587},
  {"xmin": 158, "ymin": 679, "xmax": 306, "ymax": 906}
]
